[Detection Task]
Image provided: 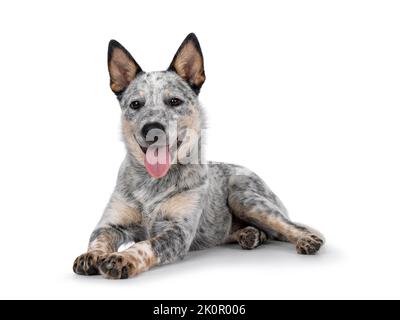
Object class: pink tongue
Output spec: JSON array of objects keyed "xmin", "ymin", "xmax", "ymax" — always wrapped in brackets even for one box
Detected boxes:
[{"xmin": 144, "ymin": 145, "xmax": 171, "ymax": 178}]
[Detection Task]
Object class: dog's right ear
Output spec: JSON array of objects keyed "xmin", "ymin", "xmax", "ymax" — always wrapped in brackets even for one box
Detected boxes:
[{"xmin": 108, "ymin": 40, "xmax": 142, "ymax": 95}]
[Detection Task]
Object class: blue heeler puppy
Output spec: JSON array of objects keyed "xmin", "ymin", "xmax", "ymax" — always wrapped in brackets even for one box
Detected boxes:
[{"xmin": 73, "ymin": 33, "xmax": 324, "ymax": 279}]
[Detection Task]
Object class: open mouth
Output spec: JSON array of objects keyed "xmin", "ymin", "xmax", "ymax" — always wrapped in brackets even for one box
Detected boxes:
[
  {"xmin": 139, "ymin": 139, "xmax": 183, "ymax": 154},
  {"xmin": 137, "ymin": 138, "xmax": 184, "ymax": 179},
  {"xmin": 139, "ymin": 145, "xmax": 147, "ymax": 154}
]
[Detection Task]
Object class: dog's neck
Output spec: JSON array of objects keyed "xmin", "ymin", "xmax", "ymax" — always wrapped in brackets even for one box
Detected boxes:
[{"xmin": 125, "ymin": 152, "xmax": 207, "ymax": 193}]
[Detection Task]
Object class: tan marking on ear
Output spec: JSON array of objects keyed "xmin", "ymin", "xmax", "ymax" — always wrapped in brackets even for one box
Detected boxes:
[
  {"xmin": 159, "ymin": 191, "xmax": 200, "ymax": 219},
  {"xmin": 172, "ymin": 42, "xmax": 205, "ymax": 88},
  {"xmin": 121, "ymin": 116, "xmax": 145, "ymax": 163},
  {"xmin": 109, "ymin": 47, "xmax": 139, "ymax": 93}
]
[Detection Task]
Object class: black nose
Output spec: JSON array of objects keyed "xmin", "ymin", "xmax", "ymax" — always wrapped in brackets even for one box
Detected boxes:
[{"xmin": 141, "ymin": 122, "xmax": 166, "ymax": 140}]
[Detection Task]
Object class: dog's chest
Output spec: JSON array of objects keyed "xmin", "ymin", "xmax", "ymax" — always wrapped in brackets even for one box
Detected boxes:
[{"xmin": 129, "ymin": 187, "xmax": 172, "ymax": 224}]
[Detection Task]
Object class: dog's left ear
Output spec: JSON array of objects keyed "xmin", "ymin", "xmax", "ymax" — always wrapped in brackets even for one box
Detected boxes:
[{"xmin": 168, "ymin": 33, "xmax": 205, "ymax": 94}]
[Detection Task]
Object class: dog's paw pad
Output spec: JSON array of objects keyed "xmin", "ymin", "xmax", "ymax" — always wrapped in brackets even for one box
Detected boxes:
[
  {"xmin": 99, "ymin": 254, "xmax": 134, "ymax": 279},
  {"xmin": 238, "ymin": 227, "xmax": 266, "ymax": 250},
  {"xmin": 73, "ymin": 252, "xmax": 106, "ymax": 276},
  {"xmin": 296, "ymin": 233, "xmax": 324, "ymax": 255}
]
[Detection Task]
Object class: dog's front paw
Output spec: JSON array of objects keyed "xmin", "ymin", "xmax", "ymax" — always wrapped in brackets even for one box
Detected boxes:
[
  {"xmin": 99, "ymin": 253, "xmax": 135, "ymax": 280},
  {"xmin": 73, "ymin": 251, "xmax": 106, "ymax": 276},
  {"xmin": 296, "ymin": 233, "xmax": 324, "ymax": 255}
]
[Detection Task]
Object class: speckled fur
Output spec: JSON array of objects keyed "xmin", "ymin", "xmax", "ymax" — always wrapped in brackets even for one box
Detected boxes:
[{"xmin": 73, "ymin": 33, "xmax": 324, "ymax": 279}]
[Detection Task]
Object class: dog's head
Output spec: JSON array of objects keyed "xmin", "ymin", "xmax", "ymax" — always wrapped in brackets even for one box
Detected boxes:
[{"xmin": 107, "ymin": 33, "xmax": 206, "ymax": 179}]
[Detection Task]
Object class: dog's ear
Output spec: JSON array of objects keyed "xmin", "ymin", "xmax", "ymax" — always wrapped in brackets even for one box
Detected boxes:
[
  {"xmin": 168, "ymin": 33, "xmax": 205, "ymax": 94},
  {"xmin": 108, "ymin": 40, "xmax": 142, "ymax": 95}
]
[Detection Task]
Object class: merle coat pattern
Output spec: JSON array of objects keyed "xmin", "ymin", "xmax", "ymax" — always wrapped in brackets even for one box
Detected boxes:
[{"xmin": 73, "ymin": 33, "xmax": 324, "ymax": 279}]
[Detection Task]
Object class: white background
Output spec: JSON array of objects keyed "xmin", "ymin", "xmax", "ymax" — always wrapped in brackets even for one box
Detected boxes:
[{"xmin": 0, "ymin": 0, "xmax": 399, "ymax": 299}]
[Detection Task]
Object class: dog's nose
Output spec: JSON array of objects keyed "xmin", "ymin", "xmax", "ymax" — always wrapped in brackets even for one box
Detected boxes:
[{"xmin": 141, "ymin": 122, "xmax": 166, "ymax": 140}]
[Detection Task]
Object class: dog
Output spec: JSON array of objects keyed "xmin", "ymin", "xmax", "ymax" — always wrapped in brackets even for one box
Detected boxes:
[{"xmin": 73, "ymin": 33, "xmax": 324, "ymax": 279}]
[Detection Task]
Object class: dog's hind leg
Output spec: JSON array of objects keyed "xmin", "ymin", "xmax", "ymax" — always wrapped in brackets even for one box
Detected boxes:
[
  {"xmin": 225, "ymin": 226, "xmax": 268, "ymax": 250},
  {"xmin": 228, "ymin": 172, "xmax": 324, "ymax": 255}
]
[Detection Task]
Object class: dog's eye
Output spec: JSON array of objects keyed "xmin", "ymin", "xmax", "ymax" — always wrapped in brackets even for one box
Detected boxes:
[
  {"xmin": 167, "ymin": 98, "xmax": 183, "ymax": 107},
  {"xmin": 129, "ymin": 100, "xmax": 144, "ymax": 110}
]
